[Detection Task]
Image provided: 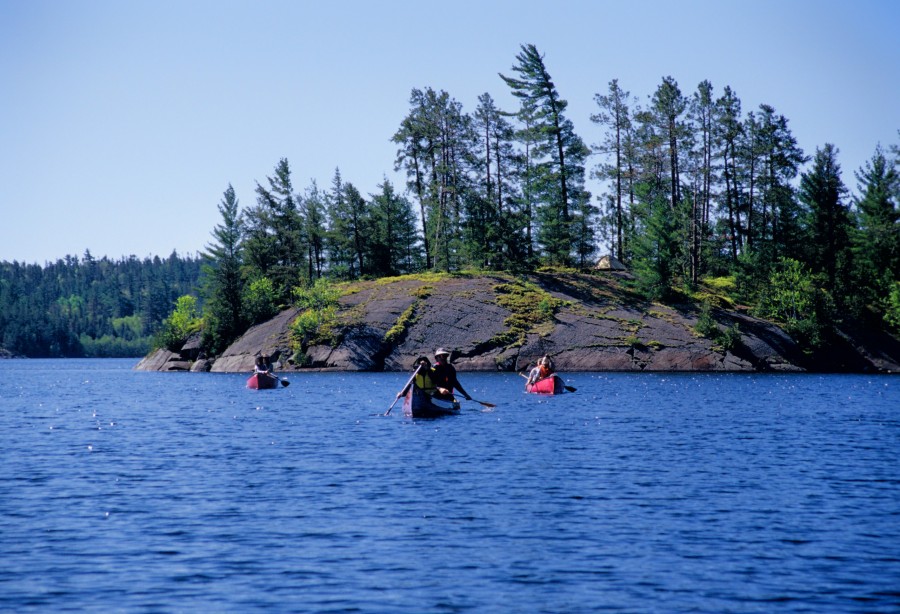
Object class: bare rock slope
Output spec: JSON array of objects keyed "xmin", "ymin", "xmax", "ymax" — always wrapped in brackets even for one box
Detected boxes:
[{"xmin": 136, "ymin": 272, "xmax": 900, "ymax": 373}]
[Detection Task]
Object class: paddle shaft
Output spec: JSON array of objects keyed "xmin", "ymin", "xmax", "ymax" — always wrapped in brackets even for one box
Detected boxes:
[{"xmin": 385, "ymin": 364, "xmax": 422, "ymax": 416}]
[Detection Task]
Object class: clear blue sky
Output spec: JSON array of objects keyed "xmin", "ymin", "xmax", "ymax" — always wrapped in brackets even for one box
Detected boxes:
[{"xmin": 2, "ymin": 0, "xmax": 898, "ymax": 264}]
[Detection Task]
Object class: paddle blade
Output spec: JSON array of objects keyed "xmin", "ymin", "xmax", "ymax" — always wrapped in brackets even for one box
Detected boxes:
[
  {"xmin": 473, "ymin": 399, "xmax": 496, "ymax": 408},
  {"xmin": 564, "ymin": 385, "xmax": 576, "ymax": 393},
  {"xmin": 281, "ymin": 379, "xmax": 290, "ymax": 387}
]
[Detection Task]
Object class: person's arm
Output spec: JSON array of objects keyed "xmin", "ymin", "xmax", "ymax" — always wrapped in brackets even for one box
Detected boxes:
[{"xmin": 451, "ymin": 372, "xmax": 472, "ymax": 400}]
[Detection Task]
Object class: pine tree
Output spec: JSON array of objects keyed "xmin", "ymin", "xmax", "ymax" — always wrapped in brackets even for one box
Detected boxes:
[
  {"xmin": 501, "ymin": 44, "xmax": 590, "ymax": 266},
  {"xmin": 651, "ymin": 77, "xmax": 688, "ymax": 214},
  {"xmin": 324, "ymin": 168, "xmax": 353, "ymax": 279},
  {"xmin": 301, "ymin": 180, "xmax": 327, "ymax": 280},
  {"xmin": 393, "ymin": 88, "xmax": 472, "ymax": 271},
  {"xmin": 369, "ymin": 178, "xmax": 421, "ymax": 276},
  {"xmin": 745, "ymin": 105, "xmax": 807, "ymax": 261},
  {"xmin": 508, "ymin": 96, "xmax": 542, "ymax": 262},
  {"xmin": 591, "ymin": 79, "xmax": 635, "ymax": 262},
  {"xmin": 201, "ymin": 184, "xmax": 245, "ymax": 354},
  {"xmin": 471, "ymin": 92, "xmax": 523, "ymax": 269},
  {"xmin": 799, "ymin": 144, "xmax": 851, "ymax": 297},
  {"xmin": 342, "ymin": 182, "xmax": 371, "ymax": 276},
  {"xmin": 244, "ymin": 158, "xmax": 306, "ymax": 302},
  {"xmin": 714, "ymin": 86, "xmax": 744, "ymax": 262},
  {"xmin": 628, "ymin": 77, "xmax": 691, "ymax": 291},
  {"xmin": 688, "ymin": 80, "xmax": 716, "ymax": 283},
  {"xmin": 852, "ymin": 144, "xmax": 900, "ymax": 307},
  {"xmin": 392, "ymin": 92, "xmax": 433, "ymax": 269}
]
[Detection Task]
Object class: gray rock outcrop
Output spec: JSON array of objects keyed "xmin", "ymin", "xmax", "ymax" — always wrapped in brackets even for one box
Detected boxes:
[{"xmin": 135, "ymin": 272, "xmax": 900, "ymax": 373}]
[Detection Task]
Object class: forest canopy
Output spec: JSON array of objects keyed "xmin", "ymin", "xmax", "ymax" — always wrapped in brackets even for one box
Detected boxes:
[{"xmin": 0, "ymin": 252, "xmax": 201, "ymax": 357}]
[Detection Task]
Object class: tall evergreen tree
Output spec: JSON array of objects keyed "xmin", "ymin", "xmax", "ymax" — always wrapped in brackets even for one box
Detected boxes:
[
  {"xmin": 688, "ymin": 80, "xmax": 716, "ymax": 282},
  {"xmin": 470, "ymin": 92, "xmax": 523, "ymax": 269},
  {"xmin": 342, "ymin": 182, "xmax": 371, "ymax": 276},
  {"xmin": 591, "ymin": 78, "xmax": 635, "ymax": 262},
  {"xmin": 852, "ymin": 144, "xmax": 900, "ymax": 307},
  {"xmin": 200, "ymin": 184, "xmax": 245, "ymax": 354},
  {"xmin": 798, "ymin": 144, "xmax": 851, "ymax": 297},
  {"xmin": 651, "ymin": 77, "xmax": 688, "ymax": 213},
  {"xmin": 369, "ymin": 178, "xmax": 421, "ymax": 276},
  {"xmin": 745, "ymin": 105, "xmax": 807, "ymax": 261},
  {"xmin": 501, "ymin": 44, "xmax": 590, "ymax": 266},
  {"xmin": 714, "ymin": 86, "xmax": 744, "ymax": 262},
  {"xmin": 393, "ymin": 88, "xmax": 472, "ymax": 271},
  {"xmin": 392, "ymin": 95, "xmax": 433, "ymax": 269},
  {"xmin": 301, "ymin": 179, "xmax": 327, "ymax": 280},
  {"xmin": 628, "ymin": 77, "xmax": 691, "ymax": 290},
  {"xmin": 509, "ymin": 96, "xmax": 542, "ymax": 262},
  {"xmin": 244, "ymin": 158, "xmax": 306, "ymax": 302},
  {"xmin": 324, "ymin": 168, "xmax": 353, "ymax": 279}
]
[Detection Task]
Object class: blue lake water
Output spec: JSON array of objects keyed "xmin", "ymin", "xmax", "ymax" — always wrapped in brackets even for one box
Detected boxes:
[{"xmin": 1, "ymin": 359, "xmax": 898, "ymax": 613}]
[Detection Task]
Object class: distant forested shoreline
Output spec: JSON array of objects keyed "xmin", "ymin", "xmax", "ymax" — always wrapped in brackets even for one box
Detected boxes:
[
  {"xmin": 0, "ymin": 252, "xmax": 201, "ymax": 357},
  {"xmin": 3, "ymin": 44, "xmax": 898, "ymax": 360}
]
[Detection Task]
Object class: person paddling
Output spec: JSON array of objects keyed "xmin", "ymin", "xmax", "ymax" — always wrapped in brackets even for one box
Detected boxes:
[
  {"xmin": 396, "ymin": 356, "xmax": 436, "ymax": 399},
  {"xmin": 526, "ymin": 355, "xmax": 555, "ymax": 386},
  {"xmin": 431, "ymin": 348, "xmax": 472, "ymax": 402},
  {"xmin": 254, "ymin": 355, "xmax": 271, "ymax": 375}
]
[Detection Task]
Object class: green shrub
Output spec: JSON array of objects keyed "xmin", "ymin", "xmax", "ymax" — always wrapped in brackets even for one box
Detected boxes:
[
  {"xmin": 290, "ymin": 278, "xmax": 343, "ymax": 351},
  {"xmin": 694, "ymin": 301, "xmax": 741, "ymax": 352},
  {"xmin": 753, "ymin": 258, "xmax": 832, "ymax": 349},
  {"xmin": 884, "ymin": 282, "xmax": 900, "ymax": 331},
  {"xmin": 694, "ymin": 302, "xmax": 720, "ymax": 338},
  {"xmin": 153, "ymin": 295, "xmax": 202, "ymax": 351},
  {"xmin": 623, "ymin": 335, "xmax": 641, "ymax": 348},
  {"xmin": 243, "ymin": 277, "xmax": 279, "ymax": 325},
  {"xmin": 293, "ymin": 278, "xmax": 342, "ymax": 312}
]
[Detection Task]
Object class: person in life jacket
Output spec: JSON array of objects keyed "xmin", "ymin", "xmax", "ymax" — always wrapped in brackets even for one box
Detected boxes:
[
  {"xmin": 413, "ymin": 356, "xmax": 437, "ymax": 396},
  {"xmin": 526, "ymin": 355, "xmax": 555, "ymax": 386},
  {"xmin": 431, "ymin": 348, "xmax": 472, "ymax": 401},
  {"xmin": 396, "ymin": 356, "xmax": 437, "ymax": 401}
]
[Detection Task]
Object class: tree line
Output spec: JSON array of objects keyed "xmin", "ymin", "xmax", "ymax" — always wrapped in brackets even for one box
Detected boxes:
[
  {"xmin": 198, "ymin": 44, "xmax": 898, "ymax": 355},
  {"xmin": 5, "ymin": 44, "xmax": 898, "ymax": 358},
  {"xmin": 0, "ymin": 252, "xmax": 201, "ymax": 357}
]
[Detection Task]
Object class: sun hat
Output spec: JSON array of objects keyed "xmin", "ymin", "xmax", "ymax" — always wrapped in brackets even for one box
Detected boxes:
[{"xmin": 435, "ymin": 348, "xmax": 450, "ymax": 356}]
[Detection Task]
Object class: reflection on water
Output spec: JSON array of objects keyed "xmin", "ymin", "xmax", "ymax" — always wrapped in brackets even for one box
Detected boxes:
[{"xmin": 0, "ymin": 360, "xmax": 898, "ymax": 612}]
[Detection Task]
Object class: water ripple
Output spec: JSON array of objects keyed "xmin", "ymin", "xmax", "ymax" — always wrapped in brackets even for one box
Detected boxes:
[{"xmin": 0, "ymin": 362, "xmax": 898, "ymax": 612}]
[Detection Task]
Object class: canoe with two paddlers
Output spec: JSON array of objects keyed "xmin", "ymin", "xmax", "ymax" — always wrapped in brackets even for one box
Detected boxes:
[
  {"xmin": 525, "ymin": 374, "xmax": 567, "ymax": 394},
  {"xmin": 403, "ymin": 385, "xmax": 460, "ymax": 418},
  {"xmin": 246, "ymin": 372, "xmax": 279, "ymax": 389}
]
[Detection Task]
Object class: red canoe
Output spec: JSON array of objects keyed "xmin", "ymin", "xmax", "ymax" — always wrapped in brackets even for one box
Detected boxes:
[
  {"xmin": 403, "ymin": 385, "xmax": 460, "ymax": 418},
  {"xmin": 247, "ymin": 372, "xmax": 279, "ymax": 389},
  {"xmin": 526, "ymin": 375, "xmax": 565, "ymax": 395}
]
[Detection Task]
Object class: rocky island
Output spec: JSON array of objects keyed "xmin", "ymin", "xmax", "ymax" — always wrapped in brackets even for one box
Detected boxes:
[{"xmin": 135, "ymin": 271, "xmax": 900, "ymax": 374}]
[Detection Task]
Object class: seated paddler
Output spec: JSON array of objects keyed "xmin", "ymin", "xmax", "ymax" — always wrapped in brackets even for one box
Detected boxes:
[
  {"xmin": 397, "ymin": 356, "xmax": 437, "ymax": 400},
  {"xmin": 526, "ymin": 355, "xmax": 555, "ymax": 386},
  {"xmin": 413, "ymin": 356, "xmax": 437, "ymax": 395},
  {"xmin": 431, "ymin": 348, "xmax": 472, "ymax": 402}
]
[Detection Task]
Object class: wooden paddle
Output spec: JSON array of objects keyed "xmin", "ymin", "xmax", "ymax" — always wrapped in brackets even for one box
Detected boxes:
[
  {"xmin": 384, "ymin": 364, "xmax": 422, "ymax": 416},
  {"xmin": 519, "ymin": 371, "xmax": 576, "ymax": 393}
]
